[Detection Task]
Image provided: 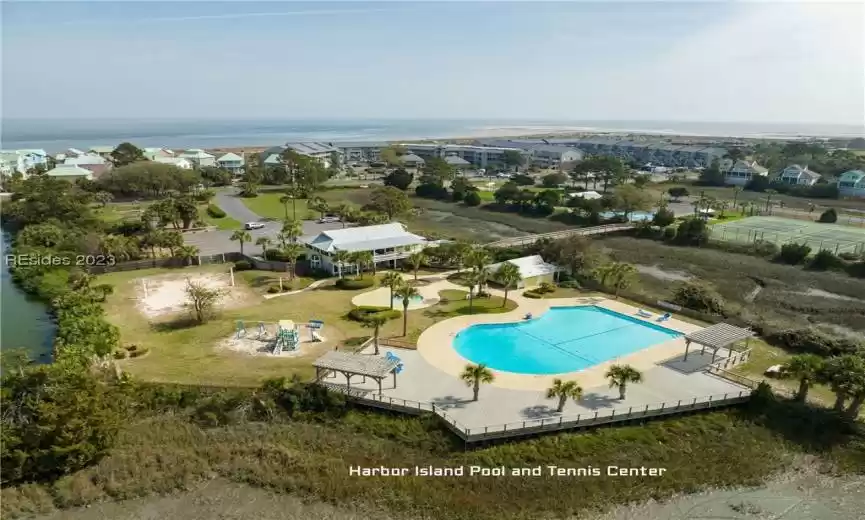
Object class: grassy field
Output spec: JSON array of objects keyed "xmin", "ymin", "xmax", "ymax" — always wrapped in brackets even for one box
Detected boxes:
[
  {"xmin": 2, "ymin": 400, "xmax": 861, "ymax": 520},
  {"xmin": 95, "ymin": 266, "xmax": 518, "ymax": 386},
  {"xmin": 234, "ymin": 269, "xmax": 315, "ymax": 293},
  {"xmin": 241, "ymin": 193, "xmax": 315, "ymax": 220},
  {"xmin": 94, "ymin": 201, "xmax": 152, "ymax": 223},
  {"xmin": 644, "ymin": 182, "xmax": 865, "ymax": 212},
  {"xmin": 197, "ymin": 205, "xmax": 242, "ymax": 230}
]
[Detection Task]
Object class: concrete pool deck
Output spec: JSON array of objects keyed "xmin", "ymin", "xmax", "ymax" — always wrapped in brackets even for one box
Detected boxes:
[
  {"xmin": 351, "ymin": 280, "xmax": 442, "ymax": 310},
  {"xmin": 415, "ymin": 292, "xmax": 704, "ymax": 391}
]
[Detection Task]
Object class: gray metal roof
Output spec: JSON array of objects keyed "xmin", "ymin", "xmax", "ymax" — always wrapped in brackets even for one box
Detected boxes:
[
  {"xmin": 313, "ymin": 351, "xmax": 400, "ymax": 378},
  {"xmin": 685, "ymin": 323, "xmax": 754, "ymax": 349},
  {"xmin": 285, "ymin": 142, "xmax": 339, "ymax": 155},
  {"xmin": 302, "ymin": 223, "xmax": 426, "ymax": 253},
  {"xmin": 332, "ymin": 141, "xmax": 388, "ymax": 148}
]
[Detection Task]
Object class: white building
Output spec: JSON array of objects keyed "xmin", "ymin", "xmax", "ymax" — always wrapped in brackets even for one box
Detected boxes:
[
  {"xmin": 527, "ymin": 145, "xmax": 583, "ymax": 169},
  {"xmin": 400, "ymin": 143, "xmax": 530, "ymax": 169},
  {"xmin": 216, "ymin": 152, "xmax": 245, "ymax": 176},
  {"xmin": 261, "ymin": 142, "xmax": 341, "ymax": 169},
  {"xmin": 153, "ymin": 157, "xmax": 194, "ymax": 169},
  {"xmin": 64, "ymin": 153, "xmax": 107, "ymax": 166},
  {"xmin": 179, "ymin": 149, "xmax": 216, "ymax": 167},
  {"xmin": 45, "ymin": 165, "xmax": 93, "ymax": 181},
  {"xmin": 724, "ymin": 160, "xmax": 769, "ymax": 186},
  {"xmin": 301, "ymin": 223, "xmax": 427, "ymax": 276},
  {"xmin": 778, "ymin": 164, "xmax": 821, "ymax": 186},
  {"xmin": 143, "ymin": 147, "xmax": 175, "ymax": 160},
  {"xmin": 838, "ymin": 170, "xmax": 865, "ymax": 198},
  {"xmin": 487, "ymin": 255, "xmax": 558, "ymax": 289},
  {"xmin": 334, "ymin": 141, "xmax": 387, "ymax": 163},
  {"xmin": 0, "ymin": 149, "xmax": 50, "ymax": 177}
]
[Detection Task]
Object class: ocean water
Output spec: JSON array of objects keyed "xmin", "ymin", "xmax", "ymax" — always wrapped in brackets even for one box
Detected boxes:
[{"xmin": 2, "ymin": 118, "xmax": 862, "ymax": 152}]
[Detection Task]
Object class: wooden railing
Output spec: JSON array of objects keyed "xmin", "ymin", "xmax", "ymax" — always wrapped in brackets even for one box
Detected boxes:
[{"xmin": 485, "ymin": 223, "xmax": 634, "ymax": 248}]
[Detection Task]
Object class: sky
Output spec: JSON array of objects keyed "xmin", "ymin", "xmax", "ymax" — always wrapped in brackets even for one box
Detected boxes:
[{"xmin": 2, "ymin": 0, "xmax": 864, "ymax": 124}]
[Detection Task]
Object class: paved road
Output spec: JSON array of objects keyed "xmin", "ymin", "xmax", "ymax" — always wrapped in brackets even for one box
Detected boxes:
[{"xmin": 185, "ymin": 189, "xmax": 346, "ymax": 255}]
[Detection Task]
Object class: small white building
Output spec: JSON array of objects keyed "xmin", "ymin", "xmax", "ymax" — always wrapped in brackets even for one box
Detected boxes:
[
  {"xmin": 399, "ymin": 153, "xmax": 426, "ymax": 167},
  {"xmin": 528, "ymin": 145, "xmax": 584, "ymax": 169},
  {"xmin": 487, "ymin": 255, "xmax": 558, "ymax": 289},
  {"xmin": 778, "ymin": 164, "xmax": 821, "ymax": 186},
  {"xmin": 153, "ymin": 157, "xmax": 194, "ymax": 169},
  {"xmin": 143, "ymin": 147, "xmax": 175, "ymax": 160},
  {"xmin": 0, "ymin": 149, "xmax": 50, "ymax": 177},
  {"xmin": 216, "ymin": 152, "xmax": 245, "ymax": 176},
  {"xmin": 568, "ymin": 190, "xmax": 603, "ymax": 200},
  {"xmin": 301, "ymin": 223, "xmax": 427, "ymax": 276},
  {"xmin": 45, "ymin": 165, "xmax": 93, "ymax": 181},
  {"xmin": 179, "ymin": 149, "xmax": 216, "ymax": 167},
  {"xmin": 838, "ymin": 170, "xmax": 865, "ymax": 198},
  {"xmin": 64, "ymin": 153, "xmax": 107, "ymax": 166},
  {"xmin": 724, "ymin": 160, "xmax": 768, "ymax": 186}
]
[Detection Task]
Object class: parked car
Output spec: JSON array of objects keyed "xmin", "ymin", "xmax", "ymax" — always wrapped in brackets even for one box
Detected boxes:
[
  {"xmin": 318, "ymin": 216, "xmax": 340, "ymax": 224},
  {"xmin": 244, "ymin": 222, "xmax": 265, "ymax": 230}
]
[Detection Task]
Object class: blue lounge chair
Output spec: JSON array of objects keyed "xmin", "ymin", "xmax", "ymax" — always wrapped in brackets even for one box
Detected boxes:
[
  {"xmin": 524, "ymin": 312, "xmax": 533, "ymax": 320},
  {"xmin": 636, "ymin": 309, "xmax": 653, "ymax": 318},
  {"xmin": 657, "ymin": 313, "xmax": 671, "ymax": 322}
]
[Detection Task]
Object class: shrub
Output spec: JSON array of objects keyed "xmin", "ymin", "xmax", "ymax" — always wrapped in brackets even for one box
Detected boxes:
[
  {"xmin": 661, "ymin": 226, "xmax": 677, "ymax": 241},
  {"xmin": 847, "ymin": 261, "xmax": 865, "ymax": 278},
  {"xmin": 124, "ymin": 344, "xmax": 138, "ymax": 352},
  {"xmin": 415, "ymin": 183, "xmax": 449, "ymax": 199},
  {"xmin": 463, "ymin": 190, "xmax": 482, "ymax": 206},
  {"xmin": 558, "ymin": 280, "xmax": 580, "ymax": 289},
  {"xmin": 347, "ymin": 306, "xmax": 401, "ymax": 322},
  {"xmin": 523, "ymin": 290, "xmax": 543, "ymax": 299},
  {"xmin": 267, "ymin": 285, "xmax": 280, "ymax": 294},
  {"xmin": 335, "ymin": 278, "xmax": 375, "ymax": 290},
  {"xmin": 777, "ymin": 243, "xmax": 812, "ymax": 265},
  {"xmin": 764, "ymin": 328, "xmax": 864, "ymax": 357},
  {"xmin": 129, "ymin": 348, "xmax": 149, "ymax": 358},
  {"xmin": 537, "ymin": 282, "xmax": 556, "ymax": 294},
  {"xmin": 818, "ymin": 208, "xmax": 838, "ymax": 223},
  {"xmin": 672, "ymin": 281, "xmax": 725, "ymax": 314},
  {"xmin": 113, "ymin": 349, "xmax": 127, "ymax": 359},
  {"xmin": 652, "ymin": 206, "xmax": 676, "ymax": 227},
  {"xmin": 233, "ymin": 260, "xmax": 252, "ymax": 271},
  {"xmin": 206, "ymin": 204, "xmax": 226, "ymax": 218},
  {"xmin": 674, "ymin": 218, "xmax": 709, "ymax": 246},
  {"xmin": 667, "ymin": 187, "xmax": 689, "ymax": 201},
  {"xmin": 809, "ymin": 249, "xmax": 844, "ymax": 271}
]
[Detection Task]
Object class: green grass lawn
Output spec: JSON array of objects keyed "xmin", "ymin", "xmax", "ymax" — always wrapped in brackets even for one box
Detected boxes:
[
  {"xmin": 197, "ymin": 205, "xmax": 242, "ymax": 230},
  {"xmin": 241, "ymin": 193, "xmax": 314, "ymax": 220},
  {"xmin": 235, "ymin": 269, "xmax": 314, "ymax": 293},
  {"xmin": 94, "ymin": 201, "xmax": 153, "ymax": 223}
]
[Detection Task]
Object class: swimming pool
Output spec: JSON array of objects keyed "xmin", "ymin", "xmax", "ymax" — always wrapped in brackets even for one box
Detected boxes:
[
  {"xmin": 599, "ymin": 211, "xmax": 655, "ymax": 222},
  {"xmin": 453, "ymin": 306, "xmax": 681, "ymax": 375},
  {"xmin": 393, "ymin": 294, "xmax": 424, "ymax": 306}
]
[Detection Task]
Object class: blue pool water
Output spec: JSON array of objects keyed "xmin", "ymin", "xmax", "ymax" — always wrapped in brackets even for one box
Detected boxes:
[
  {"xmin": 599, "ymin": 211, "xmax": 656, "ymax": 222},
  {"xmin": 453, "ymin": 306, "xmax": 682, "ymax": 375},
  {"xmin": 393, "ymin": 294, "xmax": 424, "ymax": 306}
]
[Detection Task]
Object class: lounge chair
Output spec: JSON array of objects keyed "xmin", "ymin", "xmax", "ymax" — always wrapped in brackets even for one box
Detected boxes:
[
  {"xmin": 524, "ymin": 312, "xmax": 533, "ymax": 320},
  {"xmin": 636, "ymin": 309, "xmax": 653, "ymax": 318},
  {"xmin": 657, "ymin": 313, "xmax": 671, "ymax": 322}
]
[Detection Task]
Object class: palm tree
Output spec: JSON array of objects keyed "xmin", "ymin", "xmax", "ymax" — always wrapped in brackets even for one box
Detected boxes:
[
  {"xmin": 460, "ymin": 363, "xmax": 495, "ymax": 402},
  {"xmin": 380, "ymin": 272, "xmax": 404, "ymax": 309},
  {"xmin": 464, "ymin": 271, "xmax": 484, "ymax": 314},
  {"xmin": 764, "ymin": 189, "xmax": 777, "ymax": 213},
  {"xmin": 350, "ymin": 251, "xmax": 374, "ymax": 279},
  {"xmin": 783, "ymin": 354, "xmax": 825, "ymax": 402},
  {"xmin": 333, "ymin": 250, "xmax": 350, "ymax": 278},
  {"xmin": 176, "ymin": 245, "xmax": 199, "ymax": 266},
  {"xmin": 281, "ymin": 243, "xmax": 304, "ymax": 281},
  {"xmin": 407, "ymin": 250, "xmax": 426, "ymax": 282},
  {"xmin": 281, "ymin": 218, "xmax": 302, "ymax": 243},
  {"xmin": 229, "ymin": 230, "xmax": 252, "ymax": 255},
  {"xmin": 279, "ymin": 193, "xmax": 293, "ymax": 220},
  {"xmin": 731, "ymin": 186, "xmax": 742, "ymax": 209},
  {"xmin": 310, "ymin": 196, "xmax": 329, "ymax": 219},
  {"xmin": 394, "ymin": 284, "xmax": 420, "ymax": 336},
  {"xmin": 255, "ymin": 236, "xmax": 271, "ymax": 260},
  {"xmin": 819, "ymin": 354, "xmax": 865, "ymax": 417},
  {"xmin": 546, "ymin": 378, "xmax": 584, "ymax": 412},
  {"xmin": 495, "ymin": 262, "xmax": 521, "ymax": 307},
  {"xmin": 452, "ymin": 241, "xmax": 472, "ymax": 273},
  {"xmin": 466, "ymin": 248, "xmax": 492, "ymax": 273},
  {"xmin": 362, "ymin": 314, "xmax": 389, "ymax": 355},
  {"xmin": 594, "ymin": 262, "xmax": 636, "ymax": 299},
  {"xmin": 605, "ymin": 364, "xmax": 642, "ymax": 400}
]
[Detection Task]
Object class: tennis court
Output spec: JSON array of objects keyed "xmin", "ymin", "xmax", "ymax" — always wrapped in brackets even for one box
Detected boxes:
[{"xmin": 710, "ymin": 216, "xmax": 865, "ymax": 254}]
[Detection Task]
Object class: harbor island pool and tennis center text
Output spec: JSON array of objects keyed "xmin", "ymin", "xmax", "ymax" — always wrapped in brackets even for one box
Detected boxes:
[{"xmin": 349, "ymin": 465, "xmax": 667, "ymax": 477}]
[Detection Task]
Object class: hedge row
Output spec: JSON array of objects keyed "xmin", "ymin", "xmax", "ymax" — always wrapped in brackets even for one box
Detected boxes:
[
  {"xmin": 206, "ymin": 204, "xmax": 226, "ymax": 218},
  {"xmin": 347, "ymin": 306, "xmax": 402, "ymax": 322},
  {"xmin": 336, "ymin": 278, "xmax": 375, "ymax": 290}
]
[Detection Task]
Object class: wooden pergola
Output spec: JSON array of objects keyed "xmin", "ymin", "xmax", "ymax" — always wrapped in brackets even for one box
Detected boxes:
[
  {"xmin": 313, "ymin": 351, "xmax": 401, "ymax": 393},
  {"xmin": 684, "ymin": 323, "xmax": 755, "ymax": 363}
]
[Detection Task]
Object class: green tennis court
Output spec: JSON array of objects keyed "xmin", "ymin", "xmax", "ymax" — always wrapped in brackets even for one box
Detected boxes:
[{"xmin": 710, "ymin": 216, "xmax": 865, "ymax": 254}]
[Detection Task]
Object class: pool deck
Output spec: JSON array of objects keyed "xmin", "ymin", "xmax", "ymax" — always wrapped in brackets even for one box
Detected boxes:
[
  {"xmin": 328, "ymin": 283, "xmax": 747, "ymax": 431},
  {"xmin": 351, "ymin": 273, "xmax": 442, "ymax": 310}
]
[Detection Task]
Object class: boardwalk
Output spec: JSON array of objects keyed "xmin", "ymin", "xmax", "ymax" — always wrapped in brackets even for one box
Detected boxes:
[{"xmin": 485, "ymin": 223, "xmax": 634, "ymax": 248}]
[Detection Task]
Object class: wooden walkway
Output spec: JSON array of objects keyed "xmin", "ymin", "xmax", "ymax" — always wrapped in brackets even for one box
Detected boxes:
[{"xmin": 485, "ymin": 223, "xmax": 634, "ymax": 248}]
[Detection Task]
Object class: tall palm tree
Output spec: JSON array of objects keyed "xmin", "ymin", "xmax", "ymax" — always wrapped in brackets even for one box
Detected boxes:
[
  {"xmin": 255, "ymin": 236, "xmax": 271, "ymax": 259},
  {"xmin": 279, "ymin": 193, "xmax": 293, "ymax": 220},
  {"xmin": 310, "ymin": 196, "xmax": 329, "ymax": 219},
  {"xmin": 819, "ymin": 354, "xmax": 865, "ymax": 417},
  {"xmin": 281, "ymin": 243, "xmax": 304, "ymax": 281},
  {"xmin": 783, "ymin": 354, "xmax": 825, "ymax": 403},
  {"xmin": 466, "ymin": 248, "xmax": 492, "ymax": 273},
  {"xmin": 594, "ymin": 262, "xmax": 637, "ymax": 299},
  {"xmin": 394, "ymin": 284, "xmax": 420, "ymax": 336},
  {"xmin": 495, "ymin": 262, "xmax": 521, "ymax": 307},
  {"xmin": 452, "ymin": 241, "xmax": 472, "ymax": 273},
  {"xmin": 362, "ymin": 314, "xmax": 389, "ymax": 355},
  {"xmin": 281, "ymin": 218, "xmax": 302, "ymax": 243},
  {"xmin": 605, "ymin": 364, "xmax": 642, "ymax": 400},
  {"xmin": 380, "ymin": 272, "xmax": 404, "ymax": 309},
  {"xmin": 350, "ymin": 251, "xmax": 374, "ymax": 279},
  {"xmin": 230, "ymin": 230, "xmax": 252, "ymax": 255},
  {"xmin": 407, "ymin": 250, "xmax": 426, "ymax": 282},
  {"xmin": 465, "ymin": 271, "xmax": 484, "ymax": 314},
  {"xmin": 460, "ymin": 363, "xmax": 495, "ymax": 402},
  {"xmin": 731, "ymin": 186, "xmax": 742, "ymax": 209},
  {"xmin": 333, "ymin": 250, "xmax": 350, "ymax": 278},
  {"xmin": 546, "ymin": 378, "xmax": 583, "ymax": 412},
  {"xmin": 176, "ymin": 245, "xmax": 199, "ymax": 266}
]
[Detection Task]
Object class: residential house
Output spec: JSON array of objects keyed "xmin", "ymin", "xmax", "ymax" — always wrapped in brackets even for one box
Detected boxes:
[
  {"xmin": 444, "ymin": 154, "xmax": 471, "ymax": 169},
  {"xmin": 487, "ymin": 255, "xmax": 558, "ymax": 289},
  {"xmin": 301, "ymin": 223, "xmax": 427, "ymax": 276},
  {"xmin": 0, "ymin": 149, "xmax": 50, "ymax": 177},
  {"xmin": 45, "ymin": 165, "xmax": 93, "ymax": 181},
  {"xmin": 779, "ymin": 165, "xmax": 821, "ymax": 186},
  {"xmin": 263, "ymin": 154, "xmax": 282, "ymax": 167},
  {"xmin": 88, "ymin": 146, "xmax": 115, "ymax": 158},
  {"xmin": 153, "ymin": 157, "xmax": 193, "ymax": 169},
  {"xmin": 838, "ymin": 170, "xmax": 865, "ymax": 198},
  {"xmin": 67, "ymin": 148, "xmax": 86, "ymax": 157},
  {"xmin": 527, "ymin": 145, "xmax": 583, "ymax": 169},
  {"xmin": 143, "ymin": 147, "xmax": 175, "ymax": 160},
  {"xmin": 724, "ymin": 160, "xmax": 769, "ymax": 186},
  {"xmin": 399, "ymin": 153, "xmax": 426, "ymax": 167},
  {"xmin": 260, "ymin": 142, "xmax": 341, "ymax": 169},
  {"xmin": 216, "ymin": 152, "xmax": 245, "ymax": 176},
  {"xmin": 179, "ymin": 149, "xmax": 216, "ymax": 167},
  {"xmin": 64, "ymin": 154, "xmax": 111, "ymax": 179}
]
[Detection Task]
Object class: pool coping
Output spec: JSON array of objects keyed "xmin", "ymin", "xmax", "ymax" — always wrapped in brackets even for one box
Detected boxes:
[{"xmin": 416, "ymin": 295, "xmax": 704, "ymax": 391}]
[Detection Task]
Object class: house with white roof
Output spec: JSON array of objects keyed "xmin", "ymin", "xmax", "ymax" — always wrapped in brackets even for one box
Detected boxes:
[
  {"xmin": 300, "ymin": 223, "xmax": 427, "ymax": 276},
  {"xmin": 216, "ymin": 152, "xmax": 245, "ymax": 176},
  {"xmin": 444, "ymin": 154, "xmax": 471, "ymax": 169},
  {"xmin": 260, "ymin": 142, "xmax": 341, "ymax": 169},
  {"xmin": 399, "ymin": 153, "xmax": 425, "ymax": 167},
  {"xmin": 45, "ymin": 165, "xmax": 93, "ymax": 181},
  {"xmin": 179, "ymin": 149, "xmax": 216, "ymax": 167},
  {"xmin": 779, "ymin": 165, "xmax": 821, "ymax": 186},
  {"xmin": 487, "ymin": 255, "xmax": 558, "ymax": 289},
  {"xmin": 0, "ymin": 149, "xmax": 50, "ymax": 176},
  {"xmin": 143, "ymin": 148, "xmax": 175, "ymax": 160},
  {"xmin": 527, "ymin": 145, "xmax": 583, "ymax": 169},
  {"xmin": 838, "ymin": 170, "xmax": 865, "ymax": 198},
  {"xmin": 64, "ymin": 154, "xmax": 107, "ymax": 166},
  {"xmin": 88, "ymin": 146, "xmax": 115, "ymax": 157},
  {"xmin": 724, "ymin": 160, "xmax": 769, "ymax": 186},
  {"xmin": 153, "ymin": 157, "xmax": 193, "ymax": 169}
]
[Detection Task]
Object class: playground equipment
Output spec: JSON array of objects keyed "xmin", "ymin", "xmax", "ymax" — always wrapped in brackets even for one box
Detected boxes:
[
  {"xmin": 257, "ymin": 321, "xmax": 267, "ymax": 339},
  {"xmin": 385, "ymin": 351, "xmax": 404, "ymax": 374},
  {"xmin": 236, "ymin": 320, "xmax": 247, "ymax": 339},
  {"xmin": 273, "ymin": 320, "xmax": 299, "ymax": 354},
  {"xmin": 308, "ymin": 320, "xmax": 325, "ymax": 342}
]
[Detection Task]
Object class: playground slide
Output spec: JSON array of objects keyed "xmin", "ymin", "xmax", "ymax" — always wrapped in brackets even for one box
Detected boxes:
[{"xmin": 311, "ymin": 331, "xmax": 324, "ymax": 342}]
